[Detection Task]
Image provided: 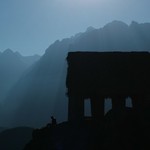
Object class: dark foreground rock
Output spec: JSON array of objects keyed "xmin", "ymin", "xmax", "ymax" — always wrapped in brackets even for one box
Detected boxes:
[
  {"xmin": 0, "ymin": 127, "xmax": 33, "ymax": 150},
  {"xmin": 24, "ymin": 108, "xmax": 150, "ymax": 150}
]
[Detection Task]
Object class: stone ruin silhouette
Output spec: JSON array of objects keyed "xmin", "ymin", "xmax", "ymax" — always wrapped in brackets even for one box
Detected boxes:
[
  {"xmin": 66, "ymin": 52, "xmax": 150, "ymax": 122},
  {"xmin": 24, "ymin": 51, "xmax": 150, "ymax": 150}
]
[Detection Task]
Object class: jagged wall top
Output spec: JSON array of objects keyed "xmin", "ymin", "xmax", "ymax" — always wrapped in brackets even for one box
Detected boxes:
[{"xmin": 66, "ymin": 52, "xmax": 150, "ymax": 97}]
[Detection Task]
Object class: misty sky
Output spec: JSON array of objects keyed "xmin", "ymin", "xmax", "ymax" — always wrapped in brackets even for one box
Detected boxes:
[{"xmin": 0, "ymin": 0, "xmax": 150, "ymax": 55}]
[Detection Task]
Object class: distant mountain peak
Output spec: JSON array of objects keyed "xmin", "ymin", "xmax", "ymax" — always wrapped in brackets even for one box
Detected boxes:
[
  {"xmin": 86, "ymin": 26, "xmax": 95, "ymax": 32},
  {"xmin": 3, "ymin": 48, "xmax": 14, "ymax": 54},
  {"xmin": 131, "ymin": 21, "xmax": 139, "ymax": 25},
  {"xmin": 104, "ymin": 20, "xmax": 128, "ymax": 29},
  {"xmin": 111, "ymin": 20, "xmax": 128, "ymax": 25},
  {"xmin": 130, "ymin": 21, "xmax": 140, "ymax": 28},
  {"xmin": 1, "ymin": 49, "xmax": 16, "ymax": 58}
]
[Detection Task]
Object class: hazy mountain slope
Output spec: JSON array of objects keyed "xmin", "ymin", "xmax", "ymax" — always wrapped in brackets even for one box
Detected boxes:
[
  {"xmin": 0, "ymin": 49, "xmax": 41, "ymax": 126},
  {"xmin": 4, "ymin": 39, "xmax": 71, "ymax": 127},
  {"xmin": 0, "ymin": 49, "xmax": 40, "ymax": 103},
  {"xmin": 15, "ymin": 52, "xmax": 40, "ymax": 67},
  {"xmin": 0, "ymin": 127, "xmax": 33, "ymax": 150},
  {"xmin": 4, "ymin": 21, "xmax": 150, "ymax": 128},
  {"xmin": 0, "ymin": 49, "xmax": 27, "ymax": 103}
]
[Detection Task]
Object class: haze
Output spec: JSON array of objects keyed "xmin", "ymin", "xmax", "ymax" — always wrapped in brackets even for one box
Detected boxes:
[{"xmin": 0, "ymin": 0, "xmax": 150, "ymax": 55}]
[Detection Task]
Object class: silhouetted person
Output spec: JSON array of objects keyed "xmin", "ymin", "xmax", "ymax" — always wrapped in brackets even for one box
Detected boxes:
[{"xmin": 51, "ymin": 116, "xmax": 57, "ymax": 126}]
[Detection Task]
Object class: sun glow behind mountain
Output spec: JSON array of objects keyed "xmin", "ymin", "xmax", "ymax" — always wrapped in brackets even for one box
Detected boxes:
[
  {"xmin": 1, "ymin": 0, "xmax": 150, "ymax": 55},
  {"xmin": 71, "ymin": 0, "xmax": 101, "ymax": 5},
  {"xmin": 62, "ymin": 0, "xmax": 105, "ymax": 8}
]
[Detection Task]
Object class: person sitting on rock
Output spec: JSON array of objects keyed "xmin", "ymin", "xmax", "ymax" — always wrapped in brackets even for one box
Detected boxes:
[{"xmin": 51, "ymin": 116, "xmax": 57, "ymax": 126}]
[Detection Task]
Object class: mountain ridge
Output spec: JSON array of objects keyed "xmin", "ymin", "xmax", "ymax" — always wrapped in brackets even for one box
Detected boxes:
[
  {"xmin": 3, "ymin": 20, "xmax": 150, "ymax": 127},
  {"xmin": 0, "ymin": 49, "xmax": 41, "ymax": 126}
]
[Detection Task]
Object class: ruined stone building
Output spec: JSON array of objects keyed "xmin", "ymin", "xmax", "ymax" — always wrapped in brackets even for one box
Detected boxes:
[{"xmin": 66, "ymin": 52, "xmax": 150, "ymax": 122}]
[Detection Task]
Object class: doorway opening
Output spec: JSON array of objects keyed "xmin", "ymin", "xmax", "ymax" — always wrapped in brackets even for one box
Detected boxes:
[
  {"xmin": 125, "ymin": 97, "xmax": 133, "ymax": 108},
  {"xmin": 84, "ymin": 99, "xmax": 92, "ymax": 117},
  {"xmin": 104, "ymin": 98, "xmax": 112, "ymax": 114}
]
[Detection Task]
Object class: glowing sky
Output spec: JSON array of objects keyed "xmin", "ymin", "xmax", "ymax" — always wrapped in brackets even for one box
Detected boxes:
[{"xmin": 0, "ymin": 0, "xmax": 150, "ymax": 55}]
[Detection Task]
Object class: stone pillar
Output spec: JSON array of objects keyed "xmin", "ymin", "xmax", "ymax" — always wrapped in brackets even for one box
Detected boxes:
[
  {"xmin": 112, "ymin": 96, "xmax": 125, "ymax": 111},
  {"xmin": 91, "ymin": 96, "xmax": 104, "ymax": 120},
  {"xmin": 132, "ymin": 96, "xmax": 140, "ymax": 112},
  {"xmin": 132, "ymin": 95, "xmax": 148, "ymax": 112},
  {"xmin": 68, "ymin": 95, "xmax": 84, "ymax": 122}
]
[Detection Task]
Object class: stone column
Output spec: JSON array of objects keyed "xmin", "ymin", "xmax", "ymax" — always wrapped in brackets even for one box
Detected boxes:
[
  {"xmin": 132, "ymin": 95, "xmax": 148, "ymax": 112},
  {"xmin": 132, "ymin": 96, "xmax": 140, "ymax": 112},
  {"xmin": 68, "ymin": 95, "xmax": 84, "ymax": 122},
  {"xmin": 91, "ymin": 96, "xmax": 104, "ymax": 121},
  {"xmin": 112, "ymin": 96, "xmax": 125, "ymax": 111}
]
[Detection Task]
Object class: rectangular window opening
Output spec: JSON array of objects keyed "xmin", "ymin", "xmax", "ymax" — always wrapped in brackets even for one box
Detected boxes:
[
  {"xmin": 105, "ymin": 98, "xmax": 112, "ymax": 114},
  {"xmin": 84, "ymin": 99, "xmax": 92, "ymax": 117}
]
